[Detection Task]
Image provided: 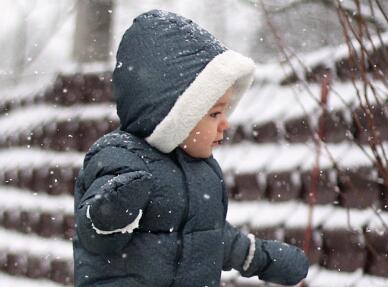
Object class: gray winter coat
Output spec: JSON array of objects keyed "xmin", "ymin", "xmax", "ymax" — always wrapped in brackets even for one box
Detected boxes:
[
  {"xmin": 73, "ymin": 9, "xmax": 308, "ymax": 287},
  {"xmin": 74, "ymin": 129, "xmax": 251, "ymax": 286}
]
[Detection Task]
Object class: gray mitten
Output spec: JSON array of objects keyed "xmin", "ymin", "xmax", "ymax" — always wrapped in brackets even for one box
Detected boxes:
[
  {"xmin": 86, "ymin": 170, "xmax": 153, "ymax": 231},
  {"xmin": 240, "ymin": 239, "xmax": 309, "ymax": 286}
]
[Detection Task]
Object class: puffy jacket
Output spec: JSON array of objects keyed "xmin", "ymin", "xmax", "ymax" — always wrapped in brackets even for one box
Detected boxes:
[
  {"xmin": 74, "ymin": 129, "xmax": 247, "ymax": 286},
  {"xmin": 73, "ymin": 130, "xmax": 308, "ymax": 286}
]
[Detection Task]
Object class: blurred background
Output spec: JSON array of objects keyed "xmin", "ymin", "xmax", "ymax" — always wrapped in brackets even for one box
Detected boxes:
[{"xmin": 0, "ymin": 0, "xmax": 387, "ymax": 286}]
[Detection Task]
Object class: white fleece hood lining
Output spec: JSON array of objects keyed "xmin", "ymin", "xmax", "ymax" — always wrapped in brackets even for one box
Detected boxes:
[{"xmin": 145, "ymin": 49, "xmax": 255, "ymax": 153}]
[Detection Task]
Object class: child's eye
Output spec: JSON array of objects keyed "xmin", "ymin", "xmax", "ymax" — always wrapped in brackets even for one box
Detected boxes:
[{"xmin": 209, "ymin": 112, "xmax": 221, "ymax": 118}]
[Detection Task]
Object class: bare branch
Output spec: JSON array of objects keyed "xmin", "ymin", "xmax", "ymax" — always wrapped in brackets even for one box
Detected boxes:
[{"xmin": 245, "ymin": 0, "xmax": 387, "ymax": 30}]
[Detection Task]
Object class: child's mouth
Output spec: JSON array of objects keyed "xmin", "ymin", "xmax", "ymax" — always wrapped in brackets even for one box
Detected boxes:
[{"xmin": 212, "ymin": 140, "xmax": 223, "ymax": 146}]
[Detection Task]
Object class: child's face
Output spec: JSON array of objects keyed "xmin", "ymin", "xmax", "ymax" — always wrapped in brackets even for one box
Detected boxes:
[{"xmin": 179, "ymin": 87, "xmax": 233, "ymax": 158}]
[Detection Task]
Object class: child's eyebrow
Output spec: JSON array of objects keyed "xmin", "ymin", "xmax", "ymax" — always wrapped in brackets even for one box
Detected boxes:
[{"xmin": 212, "ymin": 102, "xmax": 227, "ymax": 108}]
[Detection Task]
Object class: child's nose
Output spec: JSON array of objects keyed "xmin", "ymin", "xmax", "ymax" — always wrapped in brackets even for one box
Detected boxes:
[{"xmin": 218, "ymin": 116, "xmax": 229, "ymax": 132}]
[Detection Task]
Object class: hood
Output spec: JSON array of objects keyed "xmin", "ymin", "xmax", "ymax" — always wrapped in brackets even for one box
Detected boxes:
[{"xmin": 113, "ymin": 9, "xmax": 255, "ymax": 154}]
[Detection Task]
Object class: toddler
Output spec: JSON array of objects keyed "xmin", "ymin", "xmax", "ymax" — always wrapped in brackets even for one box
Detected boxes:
[{"xmin": 73, "ymin": 9, "xmax": 309, "ymax": 287}]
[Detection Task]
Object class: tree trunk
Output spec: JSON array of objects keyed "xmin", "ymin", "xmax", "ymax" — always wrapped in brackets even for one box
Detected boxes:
[{"xmin": 73, "ymin": 0, "xmax": 114, "ymax": 63}]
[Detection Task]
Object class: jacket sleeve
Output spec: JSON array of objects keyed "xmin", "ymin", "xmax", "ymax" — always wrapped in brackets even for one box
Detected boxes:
[
  {"xmin": 75, "ymin": 146, "xmax": 153, "ymax": 255},
  {"xmin": 222, "ymin": 221, "xmax": 309, "ymax": 286},
  {"xmin": 222, "ymin": 221, "xmax": 267, "ymax": 273}
]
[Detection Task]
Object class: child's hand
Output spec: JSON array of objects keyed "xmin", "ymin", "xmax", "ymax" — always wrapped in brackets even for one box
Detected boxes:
[
  {"xmin": 85, "ymin": 170, "xmax": 153, "ymax": 233},
  {"xmin": 241, "ymin": 239, "xmax": 309, "ymax": 286}
]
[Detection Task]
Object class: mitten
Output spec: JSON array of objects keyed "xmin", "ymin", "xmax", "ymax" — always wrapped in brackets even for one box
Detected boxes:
[
  {"xmin": 86, "ymin": 170, "xmax": 153, "ymax": 233},
  {"xmin": 76, "ymin": 170, "xmax": 153, "ymax": 255},
  {"xmin": 240, "ymin": 238, "xmax": 309, "ymax": 286}
]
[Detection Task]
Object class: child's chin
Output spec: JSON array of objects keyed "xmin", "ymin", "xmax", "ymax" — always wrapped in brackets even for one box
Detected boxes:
[
  {"xmin": 196, "ymin": 150, "xmax": 212, "ymax": 159},
  {"xmin": 182, "ymin": 147, "xmax": 211, "ymax": 159},
  {"xmin": 205, "ymin": 151, "xmax": 213, "ymax": 158}
]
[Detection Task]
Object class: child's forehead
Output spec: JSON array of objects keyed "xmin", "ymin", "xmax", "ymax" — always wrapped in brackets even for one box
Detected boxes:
[{"xmin": 212, "ymin": 88, "xmax": 234, "ymax": 108}]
